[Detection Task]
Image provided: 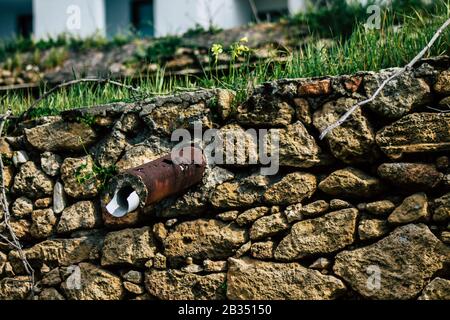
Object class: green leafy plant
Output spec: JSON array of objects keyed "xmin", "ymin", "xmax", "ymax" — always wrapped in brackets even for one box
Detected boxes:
[{"xmin": 75, "ymin": 160, "xmax": 116, "ymax": 190}]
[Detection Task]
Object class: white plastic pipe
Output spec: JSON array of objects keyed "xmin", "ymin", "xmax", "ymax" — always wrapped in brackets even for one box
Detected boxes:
[{"xmin": 106, "ymin": 187, "xmax": 140, "ymax": 218}]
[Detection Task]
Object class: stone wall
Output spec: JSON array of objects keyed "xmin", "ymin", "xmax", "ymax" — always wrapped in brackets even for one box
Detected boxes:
[{"xmin": 0, "ymin": 56, "xmax": 449, "ymax": 300}]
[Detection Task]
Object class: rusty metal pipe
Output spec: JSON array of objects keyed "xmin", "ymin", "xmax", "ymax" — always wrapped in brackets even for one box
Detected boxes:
[{"xmin": 103, "ymin": 146, "xmax": 206, "ymax": 217}]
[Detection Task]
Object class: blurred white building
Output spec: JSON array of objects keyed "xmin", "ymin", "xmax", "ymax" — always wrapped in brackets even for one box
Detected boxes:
[{"xmin": 0, "ymin": 0, "xmax": 310, "ymax": 40}]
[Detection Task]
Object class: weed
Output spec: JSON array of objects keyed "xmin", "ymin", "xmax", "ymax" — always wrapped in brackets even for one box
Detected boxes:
[{"xmin": 75, "ymin": 160, "xmax": 116, "ymax": 191}]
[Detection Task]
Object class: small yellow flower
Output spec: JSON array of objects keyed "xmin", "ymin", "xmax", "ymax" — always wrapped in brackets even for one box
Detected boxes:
[
  {"xmin": 239, "ymin": 36, "xmax": 249, "ymax": 43},
  {"xmin": 211, "ymin": 43, "xmax": 223, "ymax": 63}
]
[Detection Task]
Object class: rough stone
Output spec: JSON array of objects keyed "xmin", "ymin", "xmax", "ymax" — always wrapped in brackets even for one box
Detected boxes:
[
  {"xmin": 319, "ymin": 168, "xmax": 383, "ymax": 198},
  {"xmin": 300, "ymin": 200, "xmax": 329, "ymax": 218},
  {"xmin": 41, "ymin": 268, "xmax": 62, "ymax": 287},
  {"xmin": 53, "ymin": 181, "xmax": 67, "ymax": 214},
  {"xmin": 330, "ymin": 199, "xmax": 352, "ymax": 210},
  {"xmin": 153, "ymin": 253, "xmax": 167, "ymax": 269},
  {"xmin": 1, "ymin": 219, "xmax": 31, "ymax": 240},
  {"xmin": 8, "ymin": 235, "xmax": 102, "ymax": 273},
  {"xmin": 25, "ymin": 120, "xmax": 97, "ymax": 152},
  {"xmin": 210, "ymin": 174, "xmax": 270, "ymax": 209},
  {"xmin": 152, "ymin": 223, "xmax": 168, "ymax": 242},
  {"xmin": 57, "ymin": 201, "xmax": 98, "ymax": 234},
  {"xmin": 94, "ymin": 130, "xmax": 127, "ymax": 168},
  {"xmin": 378, "ymin": 163, "xmax": 443, "ymax": 191},
  {"xmin": 163, "ymin": 219, "xmax": 248, "ymax": 265},
  {"xmin": 365, "ymin": 70, "xmax": 430, "ymax": 118},
  {"xmin": 62, "ymin": 263, "xmax": 124, "ymax": 300},
  {"xmin": 12, "ymin": 161, "xmax": 54, "ymax": 199},
  {"xmin": 309, "ymin": 257, "xmax": 331, "ymax": 270},
  {"xmin": 61, "ymin": 156, "xmax": 100, "ymax": 198},
  {"xmin": 39, "ymin": 288, "xmax": 65, "ymax": 300},
  {"xmin": 101, "ymin": 227, "xmax": 157, "ymax": 267},
  {"xmin": 236, "ymin": 97, "xmax": 294, "ymax": 127},
  {"xmin": 293, "ymin": 98, "xmax": 312, "ymax": 125},
  {"xmin": 40, "ymin": 152, "xmax": 62, "ymax": 176},
  {"xmin": 30, "ymin": 208, "xmax": 57, "ymax": 239},
  {"xmin": 313, "ymin": 98, "xmax": 377, "ymax": 164},
  {"xmin": 144, "ymin": 102, "xmax": 212, "ymax": 135},
  {"xmin": 275, "ymin": 208, "xmax": 358, "ymax": 260},
  {"xmin": 116, "ymin": 144, "xmax": 167, "ymax": 172},
  {"xmin": 250, "ymin": 241, "xmax": 275, "ymax": 259},
  {"xmin": 263, "ymin": 172, "xmax": 316, "ymax": 205},
  {"xmin": 0, "ymin": 276, "xmax": 31, "ymax": 300},
  {"xmin": 418, "ymin": 278, "xmax": 450, "ymax": 300},
  {"xmin": 11, "ymin": 197, "xmax": 33, "ymax": 218},
  {"xmin": 0, "ymin": 137, "xmax": 13, "ymax": 159},
  {"xmin": 12, "ymin": 150, "xmax": 29, "ymax": 166},
  {"xmin": 358, "ymin": 219, "xmax": 390, "ymax": 241},
  {"xmin": 284, "ymin": 203, "xmax": 303, "ymax": 223},
  {"xmin": 227, "ymin": 258, "xmax": 346, "ymax": 300},
  {"xmin": 365, "ymin": 200, "xmax": 396, "ymax": 216},
  {"xmin": 433, "ymin": 193, "xmax": 450, "ymax": 222},
  {"xmin": 217, "ymin": 89, "xmax": 235, "ymax": 120},
  {"xmin": 250, "ymin": 213, "xmax": 289, "ymax": 241},
  {"xmin": 388, "ymin": 193, "xmax": 429, "ymax": 224},
  {"xmin": 203, "ymin": 260, "xmax": 227, "ymax": 272},
  {"xmin": 236, "ymin": 207, "xmax": 269, "ymax": 226},
  {"xmin": 298, "ymin": 79, "xmax": 332, "ymax": 96},
  {"xmin": 217, "ymin": 210, "xmax": 239, "ymax": 222},
  {"xmin": 270, "ymin": 122, "xmax": 320, "ymax": 168},
  {"xmin": 334, "ymin": 224, "xmax": 450, "ymax": 299},
  {"xmin": 376, "ymin": 113, "xmax": 450, "ymax": 159},
  {"xmin": 434, "ymin": 70, "xmax": 450, "ymax": 94},
  {"xmin": 145, "ymin": 269, "xmax": 226, "ymax": 300},
  {"xmin": 122, "ymin": 270, "xmax": 143, "ymax": 284}
]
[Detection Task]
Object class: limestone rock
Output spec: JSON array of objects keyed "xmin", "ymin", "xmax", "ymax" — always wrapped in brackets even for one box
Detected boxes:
[
  {"xmin": 62, "ymin": 263, "xmax": 124, "ymax": 300},
  {"xmin": 300, "ymin": 200, "xmax": 329, "ymax": 218},
  {"xmin": 284, "ymin": 203, "xmax": 303, "ymax": 223},
  {"xmin": 8, "ymin": 236, "xmax": 103, "ymax": 273},
  {"xmin": 0, "ymin": 252, "xmax": 6, "ymax": 274},
  {"xmin": 250, "ymin": 213, "xmax": 289, "ymax": 241},
  {"xmin": 101, "ymin": 227, "xmax": 157, "ymax": 267},
  {"xmin": 365, "ymin": 70, "xmax": 430, "ymax": 118},
  {"xmin": 376, "ymin": 113, "xmax": 450, "ymax": 159},
  {"xmin": 263, "ymin": 172, "xmax": 316, "ymax": 205},
  {"xmin": 57, "ymin": 201, "xmax": 98, "ymax": 234},
  {"xmin": 0, "ymin": 137, "xmax": 13, "ymax": 159},
  {"xmin": 34, "ymin": 197, "xmax": 52, "ymax": 208},
  {"xmin": 152, "ymin": 222, "xmax": 168, "ymax": 242},
  {"xmin": 93, "ymin": 130, "xmax": 127, "ymax": 168},
  {"xmin": 30, "ymin": 209, "xmax": 56, "ymax": 239},
  {"xmin": 1, "ymin": 219, "xmax": 31, "ymax": 240},
  {"xmin": 365, "ymin": 200, "xmax": 395, "ymax": 216},
  {"xmin": 25, "ymin": 120, "xmax": 97, "ymax": 152},
  {"xmin": 236, "ymin": 207, "xmax": 269, "ymax": 226},
  {"xmin": 433, "ymin": 193, "xmax": 450, "ymax": 222},
  {"xmin": 124, "ymin": 282, "xmax": 144, "ymax": 295},
  {"xmin": 143, "ymin": 102, "xmax": 212, "ymax": 135},
  {"xmin": 41, "ymin": 268, "xmax": 62, "ymax": 287},
  {"xmin": 122, "ymin": 270, "xmax": 143, "ymax": 284},
  {"xmin": 388, "ymin": 193, "xmax": 429, "ymax": 224},
  {"xmin": 12, "ymin": 150, "xmax": 29, "ymax": 166},
  {"xmin": 116, "ymin": 144, "xmax": 167, "ymax": 172},
  {"xmin": 13, "ymin": 161, "xmax": 54, "ymax": 198},
  {"xmin": 270, "ymin": 122, "xmax": 320, "ymax": 168},
  {"xmin": 217, "ymin": 210, "xmax": 239, "ymax": 222},
  {"xmin": 217, "ymin": 89, "xmax": 235, "ymax": 120},
  {"xmin": 418, "ymin": 278, "xmax": 450, "ymax": 300},
  {"xmin": 40, "ymin": 152, "xmax": 62, "ymax": 176},
  {"xmin": 334, "ymin": 224, "xmax": 450, "ymax": 299},
  {"xmin": 358, "ymin": 219, "xmax": 390, "ymax": 241},
  {"xmin": 378, "ymin": 163, "xmax": 443, "ymax": 191},
  {"xmin": 39, "ymin": 288, "xmax": 65, "ymax": 300},
  {"xmin": 293, "ymin": 98, "xmax": 312, "ymax": 125},
  {"xmin": 163, "ymin": 219, "xmax": 248, "ymax": 265},
  {"xmin": 275, "ymin": 208, "xmax": 358, "ymax": 260},
  {"xmin": 210, "ymin": 174, "xmax": 270, "ymax": 209},
  {"xmin": 309, "ymin": 257, "xmax": 331, "ymax": 270},
  {"xmin": 203, "ymin": 260, "xmax": 227, "ymax": 272},
  {"xmin": 313, "ymin": 98, "xmax": 377, "ymax": 164},
  {"xmin": 250, "ymin": 241, "xmax": 275, "ymax": 259},
  {"xmin": 330, "ymin": 199, "xmax": 353, "ymax": 210},
  {"xmin": 434, "ymin": 70, "xmax": 450, "ymax": 94},
  {"xmin": 319, "ymin": 168, "xmax": 383, "ymax": 198},
  {"xmin": 11, "ymin": 197, "xmax": 33, "ymax": 218},
  {"xmin": 61, "ymin": 156, "xmax": 100, "ymax": 198},
  {"xmin": 236, "ymin": 97, "xmax": 294, "ymax": 127},
  {"xmin": 145, "ymin": 269, "xmax": 226, "ymax": 300},
  {"xmin": 0, "ymin": 276, "xmax": 31, "ymax": 300},
  {"xmin": 227, "ymin": 258, "xmax": 346, "ymax": 300}
]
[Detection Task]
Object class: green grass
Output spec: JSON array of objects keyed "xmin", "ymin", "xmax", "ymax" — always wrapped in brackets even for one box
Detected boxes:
[{"xmin": 2, "ymin": 1, "xmax": 450, "ymax": 116}]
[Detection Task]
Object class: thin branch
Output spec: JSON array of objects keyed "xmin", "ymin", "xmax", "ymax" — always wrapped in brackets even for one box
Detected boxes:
[
  {"xmin": 320, "ymin": 17, "xmax": 450, "ymax": 140},
  {"xmin": 0, "ymin": 110, "xmax": 35, "ymax": 299},
  {"xmin": 248, "ymin": 0, "xmax": 261, "ymax": 24}
]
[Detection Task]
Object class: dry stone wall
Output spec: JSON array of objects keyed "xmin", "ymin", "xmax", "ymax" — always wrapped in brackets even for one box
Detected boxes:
[{"xmin": 1, "ymin": 56, "xmax": 450, "ymax": 300}]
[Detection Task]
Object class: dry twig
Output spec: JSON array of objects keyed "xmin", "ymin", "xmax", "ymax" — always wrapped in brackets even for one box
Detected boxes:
[{"xmin": 319, "ymin": 17, "xmax": 450, "ymax": 140}]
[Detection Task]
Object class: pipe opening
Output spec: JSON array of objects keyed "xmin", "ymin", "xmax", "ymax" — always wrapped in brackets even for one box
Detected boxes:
[{"xmin": 106, "ymin": 186, "xmax": 140, "ymax": 218}]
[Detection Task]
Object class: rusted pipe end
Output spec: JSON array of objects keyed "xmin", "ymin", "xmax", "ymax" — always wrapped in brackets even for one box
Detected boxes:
[{"xmin": 101, "ymin": 146, "xmax": 206, "ymax": 218}]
